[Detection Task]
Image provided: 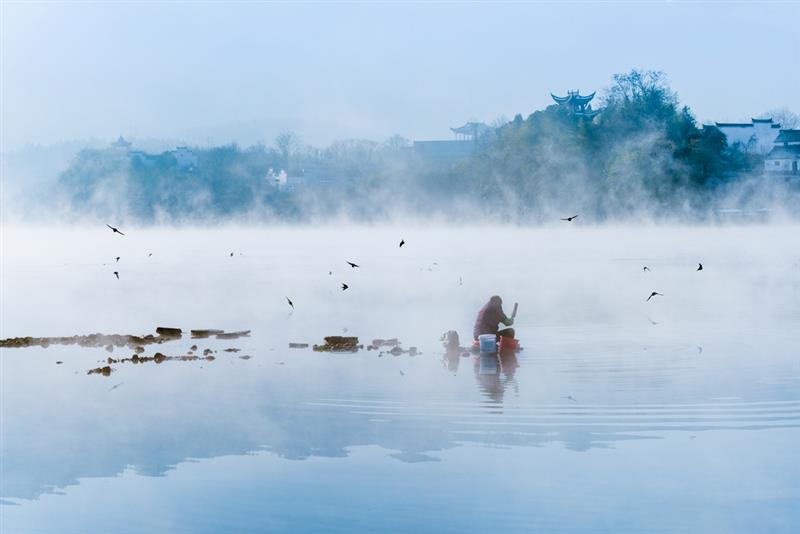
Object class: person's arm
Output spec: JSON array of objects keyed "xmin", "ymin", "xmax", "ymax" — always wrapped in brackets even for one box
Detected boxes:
[{"xmin": 500, "ymin": 309, "xmax": 513, "ymax": 326}]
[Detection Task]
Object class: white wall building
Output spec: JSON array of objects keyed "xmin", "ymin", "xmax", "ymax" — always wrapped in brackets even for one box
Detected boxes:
[
  {"xmin": 765, "ymin": 129, "xmax": 800, "ymax": 174},
  {"xmin": 713, "ymin": 118, "xmax": 781, "ymax": 154}
]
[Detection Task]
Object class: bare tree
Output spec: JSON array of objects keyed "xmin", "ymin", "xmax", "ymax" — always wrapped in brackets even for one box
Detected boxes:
[
  {"xmin": 762, "ymin": 108, "xmax": 799, "ymax": 129},
  {"xmin": 274, "ymin": 131, "xmax": 301, "ymax": 170}
]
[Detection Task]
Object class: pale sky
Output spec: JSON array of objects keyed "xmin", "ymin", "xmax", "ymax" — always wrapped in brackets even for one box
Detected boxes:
[{"xmin": 2, "ymin": 1, "xmax": 799, "ymax": 149}]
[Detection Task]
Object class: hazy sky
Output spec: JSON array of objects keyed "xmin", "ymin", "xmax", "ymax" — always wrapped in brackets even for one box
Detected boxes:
[{"xmin": 2, "ymin": 1, "xmax": 799, "ymax": 149}]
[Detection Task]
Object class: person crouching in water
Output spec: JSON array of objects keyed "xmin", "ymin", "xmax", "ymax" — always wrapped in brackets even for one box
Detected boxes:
[{"xmin": 473, "ymin": 295, "xmax": 514, "ymax": 343}]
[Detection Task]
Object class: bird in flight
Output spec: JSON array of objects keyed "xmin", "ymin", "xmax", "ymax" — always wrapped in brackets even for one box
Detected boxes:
[
  {"xmin": 399, "ymin": 239, "xmax": 405, "ymax": 248},
  {"xmin": 106, "ymin": 224, "xmax": 125, "ymax": 235},
  {"xmin": 646, "ymin": 291, "xmax": 663, "ymax": 302},
  {"xmin": 148, "ymin": 253, "xmax": 153, "ymax": 257},
  {"xmin": 643, "ymin": 266, "xmax": 650, "ymax": 272},
  {"xmin": 458, "ymin": 276, "xmax": 463, "ymax": 286},
  {"xmin": 399, "ymin": 370, "xmax": 405, "ymax": 377},
  {"xmin": 115, "ymin": 257, "xmax": 120, "ymax": 262},
  {"xmin": 113, "ymin": 271, "xmax": 120, "ymax": 280},
  {"xmin": 108, "ymin": 382, "xmax": 123, "ymax": 392},
  {"xmin": 563, "ymin": 395, "xmax": 577, "ymax": 402},
  {"xmin": 697, "ymin": 263, "xmax": 703, "ymax": 271},
  {"xmin": 346, "ymin": 261, "xmax": 360, "ymax": 268},
  {"xmin": 286, "ymin": 297, "xmax": 294, "ymax": 309},
  {"xmin": 230, "ymin": 252, "xmax": 234, "ymax": 257},
  {"xmin": 561, "ymin": 215, "xmax": 578, "ymax": 222},
  {"xmin": 646, "ymin": 317, "xmax": 660, "ymax": 325},
  {"xmin": 341, "ymin": 283, "xmax": 349, "ymax": 291}
]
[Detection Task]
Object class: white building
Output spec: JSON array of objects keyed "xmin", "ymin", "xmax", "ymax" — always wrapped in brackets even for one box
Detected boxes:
[
  {"xmin": 712, "ymin": 118, "xmax": 781, "ymax": 154},
  {"xmin": 765, "ymin": 129, "xmax": 800, "ymax": 174}
]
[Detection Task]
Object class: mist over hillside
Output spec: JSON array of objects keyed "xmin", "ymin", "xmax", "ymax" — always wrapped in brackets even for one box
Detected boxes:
[{"xmin": 4, "ymin": 70, "xmax": 798, "ymax": 225}]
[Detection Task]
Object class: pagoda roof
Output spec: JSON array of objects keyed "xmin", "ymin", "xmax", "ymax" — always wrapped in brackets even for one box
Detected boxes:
[
  {"xmin": 767, "ymin": 145, "xmax": 800, "ymax": 159},
  {"xmin": 450, "ymin": 122, "xmax": 494, "ymax": 136},
  {"xmin": 112, "ymin": 135, "xmax": 131, "ymax": 147},
  {"xmin": 774, "ymin": 129, "xmax": 800, "ymax": 144},
  {"xmin": 551, "ymin": 91, "xmax": 596, "ymax": 105}
]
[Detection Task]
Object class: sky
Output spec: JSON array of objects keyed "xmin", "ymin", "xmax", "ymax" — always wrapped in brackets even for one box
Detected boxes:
[{"xmin": 2, "ymin": 1, "xmax": 799, "ymax": 150}]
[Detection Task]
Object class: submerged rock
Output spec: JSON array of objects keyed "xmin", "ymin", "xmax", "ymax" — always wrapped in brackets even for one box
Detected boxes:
[
  {"xmin": 289, "ymin": 343, "xmax": 309, "ymax": 349},
  {"xmin": 87, "ymin": 366, "xmax": 113, "ymax": 376},
  {"xmin": 313, "ymin": 336, "xmax": 362, "ymax": 353}
]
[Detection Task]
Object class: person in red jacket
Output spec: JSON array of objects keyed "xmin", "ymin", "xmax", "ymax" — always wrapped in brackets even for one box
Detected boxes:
[{"xmin": 473, "ymin": 295, "xmax": 515, "ymax": 341}]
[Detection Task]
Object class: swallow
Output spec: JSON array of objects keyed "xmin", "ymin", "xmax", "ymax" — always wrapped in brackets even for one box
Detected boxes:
[
  {"xmin": 399, "ymin": 239, "xmax": 405, "ymax": 248},
  {"xmin": 341, "ymin": 283, "xmax": 349, "ymax": 291},
  {"xmin": 286, "ymin": 297, "xmax": 294, "ymax": 309},
  {"xmin": 346, "ymin": 261, "xmax": 359, "ymax": 268},
  {"xmin": 643, "ymin": 266, "xmax": 650, "ymax": 272},
  {"xmin": 646, "ymin": 291, "xmax": 663, "ymax": 302},
  {"xmin": 697, "ymin": 263, "xmax": 703, "ymax": 271},
  {"xmin": 230, "ymin": 252, "xmax": 234, "ymax": 257},
  {"xmin": 113, "ymin": 271, "xmax": 120, "ymax": 279},
  {"xmin": 106, "ymin": 224, "xmax": 125, "ymax": 235},
  {"xmin": 115, "ymin": 257, "xmax": 120, "ymax": 262},
  {"xmin": 560, "ymin": 215, "xmax": 578, "ymax": 222}
]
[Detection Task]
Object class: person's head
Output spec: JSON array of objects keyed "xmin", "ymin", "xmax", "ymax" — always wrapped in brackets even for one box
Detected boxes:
[{"xmin": 489, "ymin": 295, "xmax": 502, "ymax": 306}]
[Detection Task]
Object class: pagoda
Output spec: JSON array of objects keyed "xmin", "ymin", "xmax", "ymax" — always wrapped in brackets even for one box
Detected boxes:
[{"xmin": 551, "ymin": 90, "xmax": 600, "ymax": 118}]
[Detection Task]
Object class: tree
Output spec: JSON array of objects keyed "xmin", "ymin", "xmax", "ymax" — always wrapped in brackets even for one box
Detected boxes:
[
  {"xmin": 761, "ymin": 108, "xmax": 799, "ymax": 129},
  {"xmin": 274, "ymin": 131, "xmax": 301, "ymax": 171}
]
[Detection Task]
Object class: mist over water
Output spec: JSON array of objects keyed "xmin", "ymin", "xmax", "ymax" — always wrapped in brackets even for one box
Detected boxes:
[{"xmin": 2, "ymin": 224, "xmax": 798, "ymax": 532}]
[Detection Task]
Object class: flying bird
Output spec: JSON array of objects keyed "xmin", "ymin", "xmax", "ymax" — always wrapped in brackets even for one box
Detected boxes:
[
  {"xmin": 563, "ymin": 395, "xmax": 577, "ymax": 402},
  {"xmin": 561, "ymin": 215, "xmax": 578, "ymax": 222},
  {"xmin": 113, "ymin": 271, "xmax": 119, "ymax": 280},
  {"xmin": 346, "ymin": 261, "xmax": 360, "ymax": 268},
  {"xmin": 106, "ymin": 224, "xmax": 125, "ymax": 235},
  {"xmin": 286, "ymin": 297, "xmax": 294, "ymax": 309},
  {"xmin": 399, "ymin": 370, "xmax": 405, "ymax": 377},
  {"xmin": 646, "ymin": 291, "xmax": 663, "ymax": 302},
  {"xmin": 341, "ymin": 283, "xmax": 349, "ymax": 291},
  {"xmin": 148, "ymin": 253, "xmax": 153, "ymax": 257},
  {"xmin": 697, "ymin": 263, "xmax": 703, "ymax": 271},
  {"xmin": 108, "ymin": 382, "xmax": 124, "ymax": 392},
  {"xmin": 646, "ymin": 317, "xmax": 660, "ymax": 325},
  {"xmin": 230, "ymin": 252, "xmax": 234, "ymax": 257},
  {"xmin": 115, "ymin": 257, "xmax": 120, "ymax": 262},
  {"xmin": 399, "ymin": 239, "xmax": 405, "ymax": 248},
  {"xmin": 643, "ymin": 266, "xmax": 650, "ymax": 272},
  {"xmin": 458, "ymin": 276, "xmax": 463, "ymax": 286}
]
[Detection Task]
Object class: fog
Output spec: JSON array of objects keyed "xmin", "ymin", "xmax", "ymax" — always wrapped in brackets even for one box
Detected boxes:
[
  {"xmin": 2, "ymin": 225, "xmax": 799, "ymax": 531},
  {"xmin": 3, "ymin": 2, "xmax": 800, "ymax": 532}
]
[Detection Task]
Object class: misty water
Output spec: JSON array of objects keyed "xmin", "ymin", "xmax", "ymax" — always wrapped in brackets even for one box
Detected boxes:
[{"xmin": 1, "ymin": 224, "xmax": 799, "ymax": 533}]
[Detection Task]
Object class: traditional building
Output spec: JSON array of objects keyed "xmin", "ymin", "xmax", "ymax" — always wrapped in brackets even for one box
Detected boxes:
[
  {"xmin": 450, "ymin": 122, "xmax": 494, "ymax": 141},
  {"xmin": 412, "ymin": 122, "xmax": 495, "ymax": 165},
  {"xmin": 765, "ymin": 129, "xmax": 800, "ymax": 174},
  {"xmin": 551, "ymin": 90, "xmax": 600, "ymax": 118},
  {"xmin": 111, "ymin": 135, "xmax": 132, "ymax": 150},
  {"xmin": 712, "ymin": 118, "xmax": 781, "ymax": 154}
]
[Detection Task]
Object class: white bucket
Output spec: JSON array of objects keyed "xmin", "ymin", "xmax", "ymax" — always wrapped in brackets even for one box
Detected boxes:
[{"xmin": 478, "ymin": 334, "xmax": 497, "ymax": 353}]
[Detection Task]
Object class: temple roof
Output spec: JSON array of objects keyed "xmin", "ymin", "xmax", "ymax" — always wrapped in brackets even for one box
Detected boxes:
[
  {"xmin": 112, "ymin": 135, "xmax": 131, "ymax": 148},
  {"xmin": 551, "ymin": 91, "xmax": 596, "ymax": 105},
  {"xmin": 450, "ymin": 122, "xmax": 494, "ymax": 136},
  {"xmin": 774, "ymin": 129, "xmax": 800, "ymax": 145}
]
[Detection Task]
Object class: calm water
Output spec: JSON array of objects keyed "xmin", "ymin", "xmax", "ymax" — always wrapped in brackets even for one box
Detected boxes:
[{"xmin": 2, "ymin": 225, "xmax": 799, "ymax": 533}]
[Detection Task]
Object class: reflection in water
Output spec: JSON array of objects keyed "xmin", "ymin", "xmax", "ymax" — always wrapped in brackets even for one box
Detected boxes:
[{"xmin": 474, "ymin": 350, "xmax": 520, "ymax": 406}]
